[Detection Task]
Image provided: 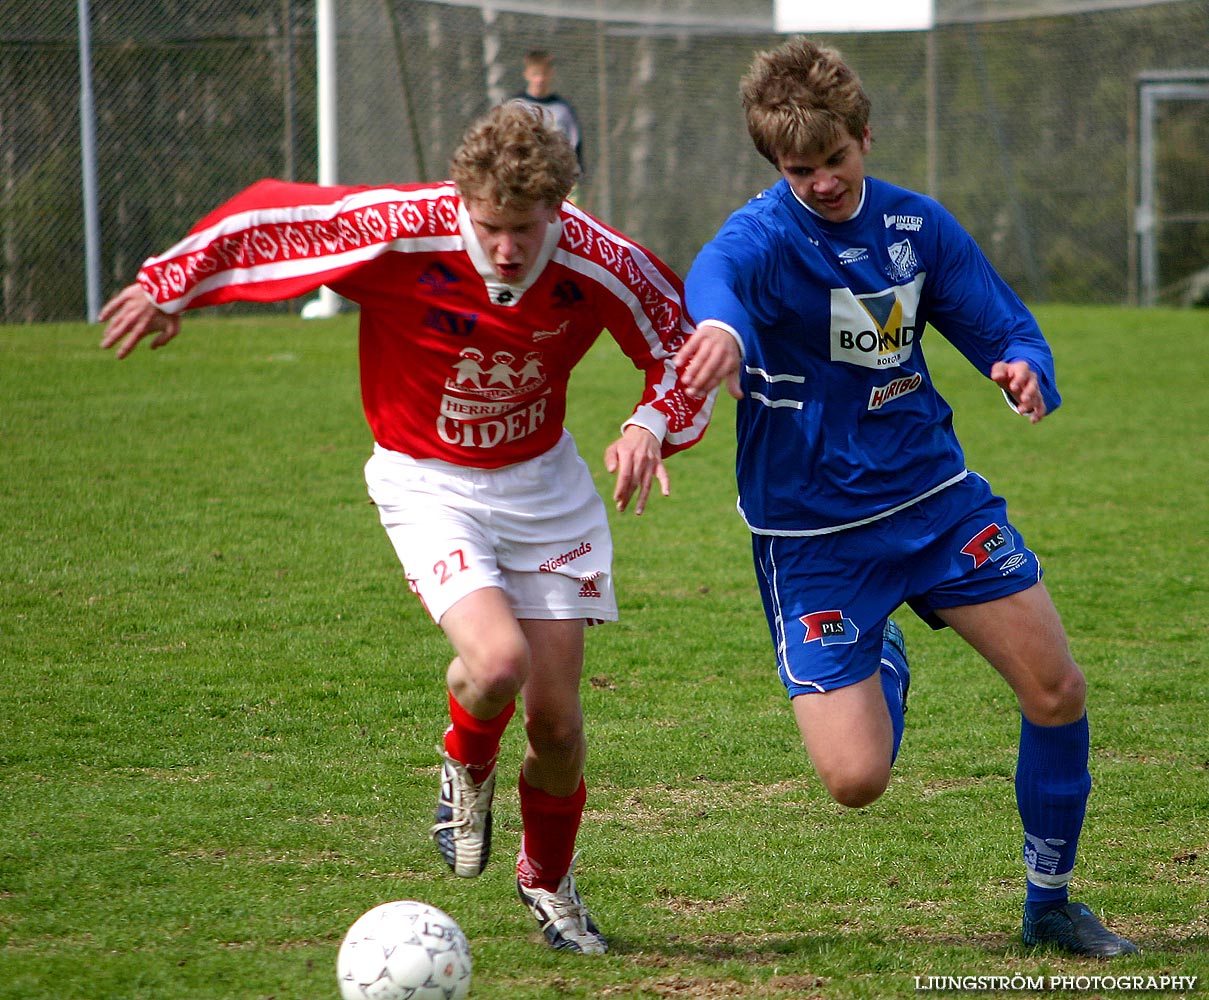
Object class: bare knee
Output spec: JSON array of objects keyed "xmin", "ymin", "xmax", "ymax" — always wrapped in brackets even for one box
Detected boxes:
[
  {"xmin": 944, "ymin": 585, "xmax": 1088, "ymax": 726},
  {"xmin": 448, "ymin": 640, "xmax": 530, "ymax": 712},
  {"xmin": 816, "ymin": 762, "xmax": 891, "ymax": 809},
  {"xmin": 1020, "ymin": 664, "xmax": 1087, "ymax": 726},
  {"xmin": 793, "ymin": 679, "xmax": 896, "ymax": 808},
  {"xmin": 525, "ymin": 709, "xmax": 585, "ymax": 763}
]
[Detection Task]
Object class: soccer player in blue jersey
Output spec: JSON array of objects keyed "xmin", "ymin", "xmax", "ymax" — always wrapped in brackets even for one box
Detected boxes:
[{"xmin": 675, "ymin": 37, "xmax": 1137, "ymax": 957}]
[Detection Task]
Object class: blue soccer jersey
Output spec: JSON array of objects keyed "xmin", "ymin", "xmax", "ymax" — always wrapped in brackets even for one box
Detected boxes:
[{"xmin": 685, "ymin": 176, "xmax": 1061, "ymax": 535}]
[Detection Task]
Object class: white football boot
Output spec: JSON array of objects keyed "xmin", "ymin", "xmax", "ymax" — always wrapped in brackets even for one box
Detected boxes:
[
  {"xmin": 517, "ymin": 856, "xmax": 608, "ymax": 954},
  {"xmin": 430, "ymin": 751, "xmax": 495, "ymax": 878}
]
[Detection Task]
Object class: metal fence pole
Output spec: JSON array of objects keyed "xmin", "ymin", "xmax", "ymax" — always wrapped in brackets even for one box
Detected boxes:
[
  {"xmin": 77, "ymin": 0, "xmax": 101, "ymax": 321},
  {"xmin": 304, "ymin": 0, "xmax": 340, "ymax": 318}
]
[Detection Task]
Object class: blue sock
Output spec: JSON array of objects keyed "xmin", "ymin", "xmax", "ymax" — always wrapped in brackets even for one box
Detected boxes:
[
  {"xmin": 1016, "ymin": 713, "xmax": 1091, "ymax": 916},
  {"xmin": 879, "ymin": 635, "xmax": 909, "ymax": 764}
]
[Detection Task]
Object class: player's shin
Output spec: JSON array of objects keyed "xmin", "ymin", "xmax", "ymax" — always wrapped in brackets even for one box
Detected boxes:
[
  {"xmin": 1015, "ymin": 713, "xmax": 1091, "ymax": 911},
  {"xmin": 444, "ymin": 691, "xmax": 515, "ymax": 781},
  {"xmin": 517, "ymin": 772, "xmax": 586, "ymax": 891},
  {"xmin": 879, "ymin": 620, "xmax": 910, "ymax": 764}
]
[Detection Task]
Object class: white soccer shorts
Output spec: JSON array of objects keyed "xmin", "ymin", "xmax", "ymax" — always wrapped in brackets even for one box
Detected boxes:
[{"xmin": 364, "ymin": 431, "xmax": 617, "ymax": 625}]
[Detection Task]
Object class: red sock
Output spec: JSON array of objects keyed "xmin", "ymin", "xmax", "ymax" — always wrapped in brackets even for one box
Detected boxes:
[
  {"xmin": 443, "ymin": 692, "xmax": 514, "ymax": 782},
  {"xmin": 516, "ymin": 771, "xmax": 587, "ymax": 891}
]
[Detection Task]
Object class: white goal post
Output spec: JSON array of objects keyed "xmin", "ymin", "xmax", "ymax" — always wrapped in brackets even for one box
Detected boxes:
[
  {"xmin": 1134, "ymin": 70, "xmax": 1209, "ymax": 307},
  {"xmin": 302, "ymin": 0, "xmax": 342, "ymax": 319}
]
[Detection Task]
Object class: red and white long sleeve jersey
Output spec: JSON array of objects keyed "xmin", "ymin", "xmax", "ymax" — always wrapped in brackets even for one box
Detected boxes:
[{"xmin": 137, "ymin": 179, "xmax": 713, "ymax": 468}]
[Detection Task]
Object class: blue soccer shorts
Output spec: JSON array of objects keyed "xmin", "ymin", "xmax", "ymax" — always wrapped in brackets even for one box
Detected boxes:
[{"xmin": 752, "ymin": 473, "xmax": 1042, "ymax": 697}]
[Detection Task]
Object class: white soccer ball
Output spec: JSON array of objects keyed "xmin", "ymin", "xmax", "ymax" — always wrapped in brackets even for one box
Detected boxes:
[{"xmin": 337, "ymin": 900, "xmax": 472, "ymax": 1000}]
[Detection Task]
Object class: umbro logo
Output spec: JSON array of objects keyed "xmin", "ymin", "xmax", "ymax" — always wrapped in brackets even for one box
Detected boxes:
[{"xmin": 838, "ymin": 247, "xmax": 869, "ymax": 265}]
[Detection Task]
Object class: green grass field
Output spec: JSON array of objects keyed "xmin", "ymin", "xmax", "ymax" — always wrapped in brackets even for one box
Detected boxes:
[{"xmin": 1, "ymin": 305, "xmax": 1206, "ymax": 999}]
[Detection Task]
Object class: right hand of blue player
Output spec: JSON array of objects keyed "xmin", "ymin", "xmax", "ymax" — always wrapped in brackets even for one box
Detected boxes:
[{"xmin": 675, "ymin": 322, "xmax": 743, "ymax": 400}]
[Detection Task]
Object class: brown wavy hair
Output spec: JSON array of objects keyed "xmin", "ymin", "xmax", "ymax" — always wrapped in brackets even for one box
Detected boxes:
[
  {"xmin": 741, "ymin": 37, "xmax": 871, "ymax": 166},
  {"xmin": 451, "ymin": 102, "xmax": 579, "ymax": 210}
]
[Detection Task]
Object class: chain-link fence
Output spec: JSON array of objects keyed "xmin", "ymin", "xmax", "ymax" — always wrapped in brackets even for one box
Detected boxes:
[
  {"xmin": 2, "ymin": 0, "xmax": 1206, "ymax": 323},
  {"xmin": 1, "ymin": 1, "xmax": 316, "ymax": 323}
]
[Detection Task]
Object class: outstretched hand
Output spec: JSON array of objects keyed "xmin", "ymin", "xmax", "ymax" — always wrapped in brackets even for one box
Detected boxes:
[
  {"xmin": 990, "ymin": 359, "xmax": 1047, "ymax": 424},
  {"xmin": 675, "ymin": 322, "xmax": 743, "ymax": 401},
  {"xmin": 99, "ymin": 283, "xmax": 181, "ymax": 359},
  {"xmin": 604, "ymin": 424, "xmax": 669, "ymax": 515}
]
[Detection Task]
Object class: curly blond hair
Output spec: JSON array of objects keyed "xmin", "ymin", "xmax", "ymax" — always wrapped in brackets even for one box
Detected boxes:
[
  {"xmin": 741, "ymin": 37, "xmax": 871, "ymax": 166},
  {"xmin": 451, "ymin": 103, "xmax": 579, "ymax": 210}
]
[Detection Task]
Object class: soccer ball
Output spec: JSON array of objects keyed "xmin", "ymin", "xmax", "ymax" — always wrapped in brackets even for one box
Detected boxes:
[{"xmin": 337, "ymin": 900, "xmax": 472, "ymax": 1000}]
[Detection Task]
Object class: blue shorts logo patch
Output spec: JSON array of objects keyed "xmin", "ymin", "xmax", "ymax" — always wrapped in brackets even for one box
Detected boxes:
[
  {"xmin": 799, "ymin": 609, "xmax": 860, "ymax": 646},
  {"xmin": 960, "ymin": 523, "xmax": 1016, "ymax": 568}
]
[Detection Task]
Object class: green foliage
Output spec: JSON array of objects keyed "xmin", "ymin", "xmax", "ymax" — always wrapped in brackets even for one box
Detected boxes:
[{"xmin": 0, "ymin": 307, "xmax": 1206, "ymax": 998}]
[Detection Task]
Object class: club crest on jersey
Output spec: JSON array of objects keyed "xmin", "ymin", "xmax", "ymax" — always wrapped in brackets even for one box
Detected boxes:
[
  {"xmin": 419, "ymin": 262, "xmax": 460, "ymax": 294},
  {"xmin": 799, "ymin": 609, "xmax": 859, "ymax": 646},
  {"xmin": 961, "ymin": 523, "xmax": 1016, "ymax": 568},
  {"xmin": 886, "ymin": 239, "xmax": 918, "ymax": 283},
  {"xmin": 551, "ymin": 279, "xmax": 585, "ymax": 309},
  {"xmin": 830, "ymin": 273, "xmax": 923, "ymax": 370}
]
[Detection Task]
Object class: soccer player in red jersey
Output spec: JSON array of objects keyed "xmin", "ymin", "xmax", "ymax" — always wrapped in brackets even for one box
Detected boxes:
[{"xmin": 100, "ymin": 103, "xmax": 714, "ymax": 953}]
